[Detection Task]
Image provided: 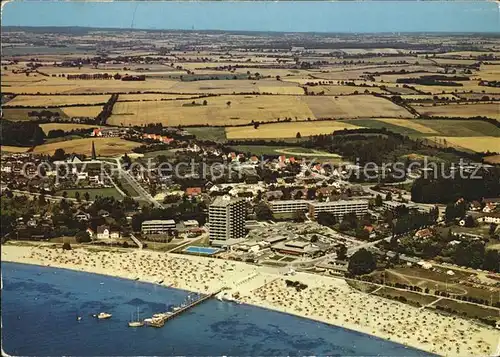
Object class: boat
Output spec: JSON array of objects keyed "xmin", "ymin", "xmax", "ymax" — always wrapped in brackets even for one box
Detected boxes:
[
  {"xmin": 147, "ymin": 317, "xmax": 165, "ymax": 328},
  {"xmin": 77, "ymin": 316, "xmax": 82, "ymax": 321},
  {"xmin": 97, "ymin": 312, "xmax": 112, "ymax": 319},
  {"xmin": 128, "ymin": 308, "xmax": 144, "ymax": 327}
]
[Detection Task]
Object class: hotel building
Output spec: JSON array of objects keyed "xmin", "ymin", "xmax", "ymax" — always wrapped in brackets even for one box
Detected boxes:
[
  {"xmin": 308, "ymin": 200, "xmax": 368, "ymax": 219},
  {"xmin": 141, "ymin": 219, "xmax": 176, "ymax": 235},
  {"xmin": 209, "ymin": 196, "xmax": 246, "ymax": 241}
]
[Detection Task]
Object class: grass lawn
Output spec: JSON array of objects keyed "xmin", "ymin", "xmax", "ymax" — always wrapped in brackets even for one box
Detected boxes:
[
  {"xmin": 142, "ymin": 149, "xmax": 177, "ymax": 160},
  {"xmin": 56, "ymin": 187, "xmax": 123, "ymax": 200},
  {"xmin": 230, "ymin": 145, "xmax": 338, "ymax": 158},
  {"xmin": 44, "ymin": 135, "xmax": 83, "ymax": 144},
  {"xmin": 186, "ymin": 127, "xmax": 227, "ymax": 142},
  {"xmin": 373, "ymin": 286, "xmax": 438, "ymax": 307},
  {"xmin": 433, "ymin": 299, "xmax": 499, "ymax": 320}
]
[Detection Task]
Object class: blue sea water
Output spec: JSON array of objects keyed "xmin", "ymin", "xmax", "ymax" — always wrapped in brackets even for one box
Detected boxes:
[
  {"xmin": 1, "ymin": 262, "xmax": 433, "ymax": 356},
  {"xmin": 2, "ymin": 1, "xmax": 499, "ymax": 33}
]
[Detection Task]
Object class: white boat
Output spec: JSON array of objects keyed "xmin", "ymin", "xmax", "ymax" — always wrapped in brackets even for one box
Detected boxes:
[
  {"xmin": 97, "ymin": 312, "xmax": 112, "ymax": 319},
  {"xmin": 77, "ymin": 316, "xmax": 82, "ymax": 321},
  {"xmin": 128, "ymin": 308, "xmax": 144, "ymax": 327}
]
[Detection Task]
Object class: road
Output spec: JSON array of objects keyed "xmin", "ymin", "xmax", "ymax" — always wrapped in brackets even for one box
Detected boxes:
[{"xmin": 108, "ymin": 159, "xmax": 164, "ymax": 209}]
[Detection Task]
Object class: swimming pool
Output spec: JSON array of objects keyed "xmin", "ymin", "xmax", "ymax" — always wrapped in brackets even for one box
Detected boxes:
[{"xmin": 183, "ymin": 246, "xmax": 220, "ymax": 255}]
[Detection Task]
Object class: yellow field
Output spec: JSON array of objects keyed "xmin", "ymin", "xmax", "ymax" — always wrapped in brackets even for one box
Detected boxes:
[
  {"xmin": 413, "ymin": 103, "xmax": 500, "ymax": 120},
  {"xmin": 117, "ymin": 94, "xmax": 199, "ymax": 102},
  {"xmin": 401, "ymin": 94, "xmax": 460, "ymax": 101},
  {"xmin": 306, "ymin": 85, "xmax": 386, "ymax": 95},
  {"xmin": 61, "ymin": 106, "xmax": 103, "ymax": 118},
  {"xmin": 434, "ymin": 137, "xmax": 500, "ymax": 153},
  {"xmin": 412, "ymin": 82, "xmax": 500, "ymax": 95},
  {"xmin": 32, "ymin": 138, "xmax": 141, "ymax": 157},
  {"xmin": 6, "ymin": 95, "xmax": 110, "ymax": 107},
  {"xmin": 1, "ymin": 76, "xmax": 178, "ymax": 94},
  {"xmin": 374, "ymin": 119, "xmax": 439, "ymax": 134},
  {"xmin": 40, "ymin": 123, "xmax": 98, "ymax": 134},
  {"xmin": 109, "ymin": 95, "xmax": 316, "ymax": 126},
  {"xmin": 304, "ymin": 95, "xmax": 414, "ymax": 119},
  {"xmin": 484, "ymin": 155, "xmax": 500, "ymax": 164},
  {"xmin": 1, "ymin": 145, "xmax": 30, "ymax": 153},
  {"xmin": 225, "ymin": 120, "xmax": 363, "ymax": 139}
]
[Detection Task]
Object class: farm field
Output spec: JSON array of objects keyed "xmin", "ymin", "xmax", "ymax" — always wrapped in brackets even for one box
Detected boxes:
[
  {"xmin": 347, "ymin": 119, "xmax": 500, "ymax": 138},
  {"xmin": 229, "ymin": 145, "xmax": 339, "ymax": 157},
  {"xmin": 305, "ymin": 85, "xmax": 386, "ymax": 95},
  {"xmin": 484, "ymin": 154, "xmax": 500, "ymax": 164},
  {"xmin": 2, "ymin": 108, "xmax": 68, "ymax": 121},
  {"xmin": 1, "ymin": 145, "xmax": 30, "ymax": 153},
  {"xmin": 31, "ymin": 137, "xmax": 141, "ymax": 157},
  {"xmin": 60, "ymin": 105, "xmax": 103, "ymax": 118},
  {"xmin": 303, "ymin": 95, "xmax": 414, "ymax": 119},
  {"xmin": 109, "ymin": 95, "xmax": 316, "ymax": 126},
  {"xmin": 185, "ymin": 127, "xmax": 227, "ymax": 142},
  {"xmin": 225, "ymin": 120, "xmax": 362, "ymax": 139},
  {"xmin": 39, "ymin": 123, "xmax": 97, "ymax": 134},
  {"xmin": 374, "ymin": 119, "xmax": 439, "ymax": 134},
  {"xmin": 5, "ymin": 94, "xmax": 110, "ymax": 107},
  {"xmin": 412, "ymin": 103, "xmax": 500, "ymax": 120},
  {"xmin": 432, "ymin": 136, "xmax": 500, "ymax": 153},
  {"xmin": 117, "ymin": 93, "xmax": 200, "ymax": 102}
]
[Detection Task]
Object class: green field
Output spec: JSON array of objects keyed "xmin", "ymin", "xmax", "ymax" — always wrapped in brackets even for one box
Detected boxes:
[
  {"xmin": 230, "ymin": 145, "xmax": 338, "ymax": 157},
  {"xmin": 343, "ymin": 119, "xmax": 500, "ymax": 138},
  {"xmin": 186, "ymin": 127, "xmax": 227, "ymax": 142},
  {"xmin": 2, "ymin": 108, "xmax": 68, "ymax": 121},
  {"xmin": 56, "ymin": 187, "xmax": 123, "ymax": 200}
]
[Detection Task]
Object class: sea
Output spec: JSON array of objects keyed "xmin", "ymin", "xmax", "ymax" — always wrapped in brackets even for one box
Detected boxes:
[
  {"xmin": 1, "ymin": 1, "xmax": 499, "ymax": 33},
  {"xmin": 1, "ymin": 262, "xmax": 434, "ymax": 356}
]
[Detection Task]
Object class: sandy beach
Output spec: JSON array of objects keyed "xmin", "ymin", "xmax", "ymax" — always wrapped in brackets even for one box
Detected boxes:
[{"xmin": 2, "ymin": 243, "xmax": 499, "ymax": 356}]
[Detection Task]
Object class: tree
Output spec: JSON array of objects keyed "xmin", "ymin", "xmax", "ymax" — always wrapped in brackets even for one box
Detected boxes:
[
  {"xmin": 75, "ymin": 231, "xmax": 91, "ymax": 243},
  {"xmin": 348, "ymin": 248, "xmax": 376, "ymax": 275},
  {"xmin": 75, "ymin": 191, "xmax": 81, "ymax": 202},
  {"xmin": 317, "ymin": 212, "xmax": 336, "ymax": 227},
  {"xmin": 375, "ymin": 194, "xmax": 383, "ymax": 207},
  {"xmin": 62, "ymin": 191, "xmax": 68, "ymax": 198},
  {"xmin": 385, "ymin": 192, "xmax": 392, "ymax": 201},
  {"xmin": 296, "ymin": 132, "xmax": 301, "ymax": 139},
  {"xmin": 203, "ymin": 100, "xmax": 208, "ymax": 106},
  {"xmin": 62, "ymin": 242, "xmax": 72, "ymax": 250},
  {"xmin": 488, "ymin": 223, "xmax": 497, "ymax": 237},
  {"xmin": 336, "ymin": 244, "xmax": 347, "ymax": 261},
  {"xmin": 483, "ymin": 250, "xmax": 499, "ymax": 272},
  {"xmin": 226, "ymin": 101, "xmax": 231, "ymax": 107},
  {"xmin": 255, "ymin": 202, "xmax": 272, "ymax": 220},
  {"xmin": 293, "ymin": 210, "xmax": 306, "ymax": 223},
  {"xmin": 52, "ymin": 148, "xmax": 66, "ymax": 162},
  {"xmin": 84, "ymin": 192, "xmax": 90, "ymax": 201},
  {"xmin": 464, "ymin": 215, "xmax": 475, "ymax": 227}
]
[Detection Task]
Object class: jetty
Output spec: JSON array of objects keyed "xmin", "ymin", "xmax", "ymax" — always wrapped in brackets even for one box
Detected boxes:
[{"xmin": 146, "ymin": 288, "xmax": 222, "ymax": 327}]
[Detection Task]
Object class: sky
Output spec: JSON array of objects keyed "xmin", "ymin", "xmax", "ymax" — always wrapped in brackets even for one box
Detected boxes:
[{"xmin": 2, "ymin": 1, "xmax": 499, "ymax": 33}]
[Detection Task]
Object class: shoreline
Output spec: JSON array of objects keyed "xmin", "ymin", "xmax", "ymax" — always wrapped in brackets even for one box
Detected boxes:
[{"xmin": 2, "ymin": 243, "xmax": 499, "ymax": 356}]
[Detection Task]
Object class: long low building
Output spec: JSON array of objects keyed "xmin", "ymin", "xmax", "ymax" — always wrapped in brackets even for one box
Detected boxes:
[
  {"xmin": 269, "ymin": 200, "xmax": 312, "ymax": 214},
  {"xmin": 308, "ymin": 200, "xmax": 368, "ymax": 219},
  {"xmin": 141, "ymin": 219, "xmax": 176, "ymax": 235}
]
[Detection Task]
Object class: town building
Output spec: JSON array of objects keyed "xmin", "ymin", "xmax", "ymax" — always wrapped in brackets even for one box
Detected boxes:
[
  {"xmin": 141, "ymin": 219, "xmax": 176, "ymax": 235},
  {"xmin": 308, "ymin": 200, "xmax": 368, "ymax": 219},
  {"xmin": 268, "ymin": 200, "xmax": 312, "ymax": 214},
  {"xmin": 209, "ymin": 196, "xmax": 246, "ymax": 241}
]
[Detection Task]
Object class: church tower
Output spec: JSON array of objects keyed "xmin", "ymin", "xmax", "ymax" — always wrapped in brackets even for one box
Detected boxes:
[{"xmin": 91, "ymin": 141, "xmax": 97, "ymax": 160}]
